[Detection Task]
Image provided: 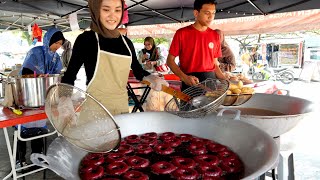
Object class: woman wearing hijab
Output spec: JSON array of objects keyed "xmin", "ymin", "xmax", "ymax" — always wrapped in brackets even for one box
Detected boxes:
[
  {"xmin": 215, "ymin": 29, "xmax": 236, "ymax": 72},
  {"xmin": 61, "ymin": 0, "xmax": 168, "ymax": 115},
  {"xmin": 21, "ymin": 27, "xmax": 65, "ymax": 75},
  {"xmin": 16, "ymin": 27, "xmax": 65, "ymax": 169},
  {"xmin": 138, "ymin": 36, "xmax": 166, "ymax": 72}
]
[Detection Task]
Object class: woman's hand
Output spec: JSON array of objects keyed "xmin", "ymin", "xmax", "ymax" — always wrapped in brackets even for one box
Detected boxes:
[
  {"xmin": 143, "ymin": 54, "xmax": 149, "ymax": 61},
  {"xmin": 145, "ymin": 60, "xmax": 156, "ymax": 69}
]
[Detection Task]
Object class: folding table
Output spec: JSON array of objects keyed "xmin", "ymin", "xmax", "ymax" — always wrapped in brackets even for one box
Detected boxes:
[
  {"xmin": 127, "ymin": 77, "xmax": 151, "ymax": 112},
  {"xmin": 0, "ymin": 106, "xmax": 56, "ymax": 180}
]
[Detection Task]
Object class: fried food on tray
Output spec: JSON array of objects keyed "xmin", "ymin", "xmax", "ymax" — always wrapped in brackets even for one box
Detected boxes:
[
  {"xmin": 21, "ymin": 74, "xmax": 47, "ymax": 78},
  {"xmin": 228, "ymin": 81, "xmax": 254, "ymax": 95}
]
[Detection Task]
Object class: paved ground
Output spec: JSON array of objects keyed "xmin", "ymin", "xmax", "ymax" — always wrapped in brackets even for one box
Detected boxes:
[
  {"xmin": 0, "ymin": 79, "xmax": 319, "ymax": 179},
  {"xmin": 276, "ymin": 80, "xmax": 320, "ymax": 180}
]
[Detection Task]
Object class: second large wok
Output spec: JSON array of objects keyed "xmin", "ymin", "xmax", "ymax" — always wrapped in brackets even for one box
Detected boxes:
[{"xmin": 217, "ymin": 93, "xmax": 314, "ymax": 137}]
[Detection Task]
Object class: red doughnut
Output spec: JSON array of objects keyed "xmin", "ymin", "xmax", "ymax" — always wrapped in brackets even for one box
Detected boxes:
[
  {"xmin": 194, "ymin": 155, "xmax": 219, "ymax": 166},
  {"xmin": 203, "ymin": 176, "xmax": 224, "ymax": 180},
  {"xmin": 140, "ymin": 132, "xmax": 158, "ymax": 139},
  {"xmin": 120, "ymin": 141, "xmax": 127, "ymax": 145},
  {"xmin": 172, "ymin": 167, "xmax": 199, "ymax": 180},
  {"xmin": 198, "ymin": 165, "xmax": 223, "ymax": 177},
  {"xmin": 172, "ymin": 157, "xmax": 196, "ymax": 169},
  {"xmin": 220, "ymin": 158, "xmax": 242, "ymax": 173},
  {"xmin": 190, "ymin": 137, "xmax": 204, "ymax": 144},
  {"xmin": 126, "ymin": 156, "xmax": 150, "ymax": 169},
  {"xmin": 188, "ymin": 143, "xmax": 207, "ymax": 155},
  {"xmin": 123, "ymin": 170, "xmax": 149, "ymax": 180},
  {"xmin": 106, "ymin": 153, "xmax": 126, "ymax": 163},
  {"xmin": 82, "ymin": 153, "xmax": 104, "ymax": 166},
  {"xmin": 118, "ymin": 144, "xmax": 134, "ymax": 154},
  {"xmin": 191, "ymin": 138, "xmax": 212, "ymax": 145},
  {"xmin": 80, "ymin": 165, "xmax": 104, "ymax": 180},
  {"xmin": 159, "ymin": 132, "xmax": 176, "ymax": 141},
  {"xmin": 141, "ymin": 137, "xmax": 158, "ymax": 147},
  {"xmin": 151, "ymin": 161, "xmax": 177, "ymax": 175},
  {"xmin": 218, "ymin": 150, "xmax": 237, "ymax": 161},
  {"xmin": 125, "ymin": 135, "xmax": 141, "ymax": 144},
  {"xmin": 207, "ymin": 143, "xmax": 227, "ymax": 153},
  {"xmin": 106, "ymin": 161, "xmax": 129, "ymax": 176},
  {"xmin": 163, "ymin": 138, "xmax": 182, "ymax": 147},
  {"xmin": 135, "ymin": 144, "xmax": 153, "ymax": 155},
  {"xmin": 179, "ymin": 134, "xmax": 193, "ymax": 142},
  {"xmin": 154, "ymin": 143, "xmax": 174, "ymax": 155}
]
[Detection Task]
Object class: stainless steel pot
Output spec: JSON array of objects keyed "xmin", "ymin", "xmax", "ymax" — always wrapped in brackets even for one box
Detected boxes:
[
  {"xmin": 31, "ymin": 112, "xmax": 279, "ymax": 180},
  {"xmin": 10, "ymin": 74, "xmax": 61, "ymax": 108},
  {"xmin": 217, "ymin": 93, "xmax": 314, "ymax": 137}
]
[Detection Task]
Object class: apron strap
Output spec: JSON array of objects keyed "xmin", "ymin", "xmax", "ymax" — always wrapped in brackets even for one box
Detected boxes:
[{"xmin": 95, "ymin": 32, "xmax": 101, "ymax": 51}]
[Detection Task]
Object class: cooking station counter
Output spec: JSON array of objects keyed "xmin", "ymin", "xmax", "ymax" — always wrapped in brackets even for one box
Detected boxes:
[
  {"xmin": 0, "ymin": 105, "xmax": 54, "ymax": 180},
  {"xmin": 0, "ymin": 106, "xmax": 46, "ymax": 128}
]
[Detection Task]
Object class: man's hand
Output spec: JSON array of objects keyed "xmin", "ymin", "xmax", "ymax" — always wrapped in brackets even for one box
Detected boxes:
[{"xmin": 182, "ymin": 75, "xmax": 199, "ymax": 86}]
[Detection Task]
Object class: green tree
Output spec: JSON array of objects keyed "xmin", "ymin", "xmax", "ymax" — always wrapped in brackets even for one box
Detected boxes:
[
  {"xmin": 11, "ymin": 30, "xmax": 33, "ymax": 45},
  {"xmin": 21, "ymin": 31, "xmax": 33, "ymax": 46}
]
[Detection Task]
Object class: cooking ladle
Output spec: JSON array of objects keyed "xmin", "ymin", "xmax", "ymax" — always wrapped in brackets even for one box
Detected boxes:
[{"xmin": 141, "ymin": 80, "xmax": 211, "ymax": 108}]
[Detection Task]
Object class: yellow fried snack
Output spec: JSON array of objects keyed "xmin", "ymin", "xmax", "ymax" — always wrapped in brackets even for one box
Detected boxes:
[
  {"xmin": 205, "ymin": 91, "xmax": 220, "ymax": 98},
  {"xmin": 232, "ymin": 88, "xmax": 242, "ymax": 94},
  {"xmin": 237, "ymin": 80, "xmax": 243, "ymax": 89},
  {"xmin": 229, "ymin": 83, "xmax": 238, "ymax": 90},
  {"xmin": 241, "ymin": 87, "xmax": 254, "ymax": 94},
  {"xmin": 226, "ymin": 90, "xmax": 232, "ymax": 95}
]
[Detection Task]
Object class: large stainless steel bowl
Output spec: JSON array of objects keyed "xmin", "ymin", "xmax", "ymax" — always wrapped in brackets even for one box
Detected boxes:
[
  {"xmin": 217, "ymin": 93, "xmax": 314, "ymax": 137},
  {"xmin": 10, "ymin": 74, "xmax": 61, "ymax": 108},
  {"xmin": 31, "ymin": 112, "xmax": 278, "ymax": 180}
]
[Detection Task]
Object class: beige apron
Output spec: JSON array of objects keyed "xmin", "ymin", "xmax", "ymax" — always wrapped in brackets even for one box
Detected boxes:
[
  {"xmin": 86, "ymin": 33, "xmax": 132, "ymax": 115},
  {"xmin": 58, "ymin": 33, "xmax": 132, "ymax": 151}
]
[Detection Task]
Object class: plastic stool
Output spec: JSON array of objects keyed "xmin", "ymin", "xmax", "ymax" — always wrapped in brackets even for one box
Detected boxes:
[
  {"xmin": 7, "ymin": 124, "xmax": 57, "ymax": 180},
  {"xmin": 16, "ymin": 135, "xmax": 48, "ymax": 180},
  {"xmin": 259, "ymin": 136, "xmax": 295, "ymax": 180},
  {"xmin": 277, "ymin": 144, "xmax": 295, "ymax": 180}
]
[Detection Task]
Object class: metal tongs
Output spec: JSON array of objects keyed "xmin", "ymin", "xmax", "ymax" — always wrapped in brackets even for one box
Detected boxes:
[{"xmin": 142, "ymin": 80, "xmax": 213, "ymax": 108}]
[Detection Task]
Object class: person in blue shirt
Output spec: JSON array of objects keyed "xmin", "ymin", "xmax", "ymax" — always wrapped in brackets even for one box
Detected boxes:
[
  {"xmin": 21, "ymin": 27, "xmax": 65, "ymax": 75},
  {"xmin": 16, "ymin": 27, "xmax": 65, "ymax": 169}
]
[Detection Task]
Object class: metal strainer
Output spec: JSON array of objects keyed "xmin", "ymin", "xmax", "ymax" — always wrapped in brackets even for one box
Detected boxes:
[
  {"xmin": 45, "ymin": 83, "xmax": 121, "ymax": 153},
  {"xmin": 165, "ymin": 79, "xmax": 229, "ymax": 118}
]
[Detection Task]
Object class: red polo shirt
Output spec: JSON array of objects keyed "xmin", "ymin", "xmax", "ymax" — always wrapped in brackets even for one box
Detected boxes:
[{"xmin": 169, "ymin": 25, "xmax": 221, "ymax": 74}]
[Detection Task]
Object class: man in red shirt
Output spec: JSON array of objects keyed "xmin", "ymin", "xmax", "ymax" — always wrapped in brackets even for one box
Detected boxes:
[{"xmin": 167, "ymin": 0, "xmax": 226, "ymax": 90}]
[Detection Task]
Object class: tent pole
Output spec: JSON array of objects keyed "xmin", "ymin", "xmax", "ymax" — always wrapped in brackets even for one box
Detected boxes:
[
  {"xmin": 128, "ymin": 0, "xmax": 181, "ymax": 23},
  {"xmin": 4, "ymin": 16, "xmax": 21, "ymax": 31},
  {"xmin": 247, "ymin": 0, "xmax": 266, "ymax": 15}
]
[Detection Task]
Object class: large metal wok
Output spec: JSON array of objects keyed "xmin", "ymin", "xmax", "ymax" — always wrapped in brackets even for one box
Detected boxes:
[
  {"xmin": 31, "ymin": 112, "xmax": 278, "ymax": 180},
  {"xmin": 216, "ymin": 93, "xmax": 314, "ymax": 137}
]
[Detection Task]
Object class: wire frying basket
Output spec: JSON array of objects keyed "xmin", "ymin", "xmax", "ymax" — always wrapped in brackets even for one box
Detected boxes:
[
  {"xmin": 165, "ymin": 79, "xmax": 229, "ymax": 118},
  {"xmin": 45, "ymin": 83, "xmax": 121, "ymax": 153}
]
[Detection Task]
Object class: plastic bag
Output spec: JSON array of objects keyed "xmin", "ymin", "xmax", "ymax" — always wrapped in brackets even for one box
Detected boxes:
[
  {"xmin": 30, "ymin": 136, "xmax": 86, "ymax": 180},
  {"xmin": 143, "ymin": 74, "xmax": 169, "ymax": 91},
  {"xmin": 56, "ymin": 96, "xmax": 77, "ymax": 131},
  {"xmin": 1, "ymin": 83, "xmax": 14, "ymax": 107}
]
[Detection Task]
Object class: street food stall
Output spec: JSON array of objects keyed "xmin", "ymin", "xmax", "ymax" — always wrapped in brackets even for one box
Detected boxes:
[{"xmin": 0, "ymin": 1, "xmax": 320, "ymax": 180}]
